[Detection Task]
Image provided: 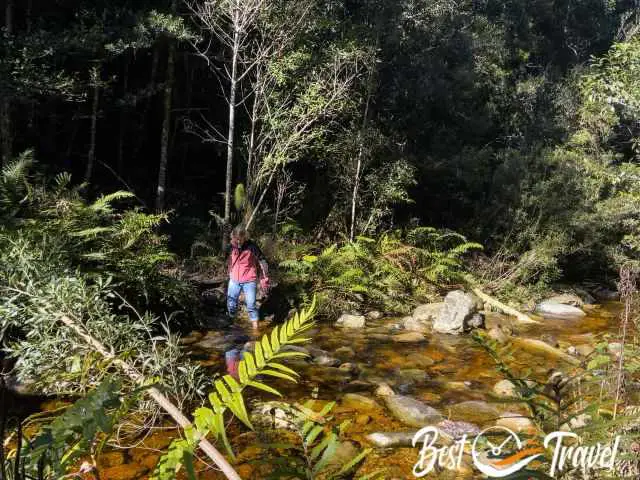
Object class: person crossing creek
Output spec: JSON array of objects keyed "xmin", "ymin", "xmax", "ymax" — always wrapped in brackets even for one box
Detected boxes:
[{"xmin": 225, "ymin": 225, "xmax": 270, "ymax": 331}]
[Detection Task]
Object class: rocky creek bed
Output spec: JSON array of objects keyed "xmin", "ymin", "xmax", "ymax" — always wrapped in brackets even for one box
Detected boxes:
[{"xmin": 86, "ymin": 292, "xmax": 624, "ymax": 479}]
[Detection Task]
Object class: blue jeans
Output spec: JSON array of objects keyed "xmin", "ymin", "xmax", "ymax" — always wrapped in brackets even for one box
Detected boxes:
[{"xmin": 227, "ymin": 280, "xmax": 259, "ymax": 322}]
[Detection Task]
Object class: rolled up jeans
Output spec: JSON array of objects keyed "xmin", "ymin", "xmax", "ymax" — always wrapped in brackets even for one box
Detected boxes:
[{"xmin": 227, "ymin": 279, "xmax": 259, "ymax": 322}]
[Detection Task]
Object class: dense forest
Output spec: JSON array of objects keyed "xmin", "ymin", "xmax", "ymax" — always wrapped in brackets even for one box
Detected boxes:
[{"xmin": 2, "ymin": 0, "xmax": 640, "ymax": 479}]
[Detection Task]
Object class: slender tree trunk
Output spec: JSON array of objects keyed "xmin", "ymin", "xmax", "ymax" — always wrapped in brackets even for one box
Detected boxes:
[
  {"xmin": 133, "ymin": 47, "xmax": 160, "ymax": 162},
  {"xmin": 118, "ymin": 55, "xmax": 130, "ymax": 175},
  {"xmin": 223, "ymin": 13, "xmax": 240, "ymax": 245},
  {"xmin": 85, "ymin": 67, "xmax": 100, "ymax": 183},
  {"xmin": 0, "ymin": 0, "xmax": 14, "ymax": 166},
  {"xmin": 156, "ymin": 38, "xmax": 176, "ymax": 211},
  {"xmin": 247, "ymin": 67, "xmax": 261, "ymax": 200},
  {"xmin": 349, "ymin": 68, "xmax": 374, "ymax": 242},
  {"xmin": 59, "ymin": 316, "xmax": 242, "ymax": 480}
]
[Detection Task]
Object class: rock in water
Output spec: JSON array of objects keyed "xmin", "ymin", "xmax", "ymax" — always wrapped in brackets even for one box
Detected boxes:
[
  {"xmin": 433, "ymin": 290, "xmax": 482, "ymax": 334},
  {"xmin": 535, "ymin": 301, "xmax": 586, "ymax": 318},
  {"xmin": 383, "ymin": 395, "xmax": 443, "ymax": 427},
  {"xmin": 336, "ymin": 313, "xmax": 366, "ymax": 329},
  {"xmin": 392, "ymin": 332, "xmax": 427, "ymax": 343},
  {"xmin": 448, "ymin": 401, "xmax": 501, "ymax": 425},
  {"xmin": 544, "ymin": 293, "xmax": 584, "ymax": 307},
  {"xmin": 366, "ymin": 431, "xmax": 418, "ymax": 448},
  {"xmin": 493, "ymin": 379, "xmax": 517, "ymax": 398},
  {"xmin": 497, "ymin": 413, "xmax": 536, "ymax": 433},
  {"xmin": 413, "ymin": 303, "xmax": 444, "ymax": 321}
]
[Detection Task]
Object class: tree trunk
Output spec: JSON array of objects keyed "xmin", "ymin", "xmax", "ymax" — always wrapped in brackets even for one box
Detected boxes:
[
  {"xmin": 59, "ymin": 316, "xmax": 242, "ymax": 480},
  {"xmin": 133, "ymin": 47, "xmax": 160, "ymax": 162},
  {"xmin": 117, "ymin": 54, "xmax": 130, "ymax": 175},
  {"xmin": 84, "ymin": 67, "xmax": 100, "ymax": 183},
  {"xmin": 0, "ymin": 0, "xmax": 14, "ymax": 166},
  {"xmin": 156, "ymin": 39, "xmax": 176, "ymax": 211},
  {"xmin": 223, "ymin": 12, "xmax": 240, "ymax": 246},
  {"xmin": 247, "ymin": 67, "xmax": 262, "ymax": 201},
  {"xmin": 349, "ymin": 71, "xmax": 374, "ymax": 242}
]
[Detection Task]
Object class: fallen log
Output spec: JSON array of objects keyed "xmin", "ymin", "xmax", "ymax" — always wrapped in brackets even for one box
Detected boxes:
[
  {"xmin": 59, "ymin": 315, "xmax": 241, "ymax": 480},
  {"xmin": 472, "ymin": 287, "xmax": 540, "ymax": 325}
]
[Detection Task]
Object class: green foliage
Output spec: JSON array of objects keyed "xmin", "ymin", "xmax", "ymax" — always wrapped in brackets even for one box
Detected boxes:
[
  {"xmin": 264, "ymin": 400, "xmax": 373, "ymax": 480},
  {"xmin": 279, "ymin": 228, "xmax": 481, "ymax": 314},
  {"xmin": 0, "ymin": 379, "xmax": 126, "ymax": 479},
  {"xmin": 0, "ymin": 156, "xmax": 202, "ymax": 397},
  {"xmin": 151, "ymin": 298, "xmax": 318, "ymax": 478}
]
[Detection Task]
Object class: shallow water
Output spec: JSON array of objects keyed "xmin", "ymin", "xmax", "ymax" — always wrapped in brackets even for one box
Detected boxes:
[{"xmin": 93, "ymin": 302, "xmax": 622, "ymax": 479}]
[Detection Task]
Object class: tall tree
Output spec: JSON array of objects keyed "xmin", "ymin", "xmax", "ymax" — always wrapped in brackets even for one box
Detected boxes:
[{"xmin": 0, "ymin": 0, "xmax": 14, "ymax": 166}]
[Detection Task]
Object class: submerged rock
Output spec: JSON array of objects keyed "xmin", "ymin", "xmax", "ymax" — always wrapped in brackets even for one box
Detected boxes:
[
  {"xmin": 487, "ymin": 327, "xmax": 509, "ymax": 344},
  {"xmin": 433, "ymin": 290, "xmax": 483, "ymax": 335},
  {"xmin": 366, "ymin": 431, "xmax": 418, "ymax": 448},
  {"xmin": 336, "ymin": 313, "xmax": 366, "ymax": 329},
  {"xmin": 493, "ymin": 379, "xmax": 517, "ymax": 398},
  {"xmin": 413, "ymin": 303, "xmax": 444, "ymax": 321},
  {"xmin": 497, "ymin": 412, "xmax": 536, "ymax": 433},
  {"xmin": 592, "ymin": 286, "xmax": 619, "ymax": 301},
  {"xmin": 535, "ymin": 301, "xmax": 586, "ymax": 318},
  {"xmin": 512, "ymin": 337, "xmax": 581, "ymax": 366},
  {"xmin": 384, "ymin": 395, "xmax": 443, "ymax": 427},
  {"xmin": 342, "ymin": 393, "xmax": 382, "ymax": 411},
  {"xmin": 447, "ymin": 401, "xmax": 501, "ymax": 425},
  {"xmin": 436, "ymin": 420, "xmax": 481, "ymax": 441},
  {"xmin": 392, "ymin": 332, "xmax": 427, "ymax": 343}
]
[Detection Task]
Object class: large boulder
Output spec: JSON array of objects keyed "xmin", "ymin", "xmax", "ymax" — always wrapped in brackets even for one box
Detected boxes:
[
  {"xmin": 336, "ymin": 313, "xmax": 366, "ymax": 329},
  {"xmin": 433, "ymin": 290, "xmax": 483, "ymax": 335},
  {"xmin": 383, "ymin": 395, "xmax": 443, "ymax": 427},
  {"xmin": 544, "ymin": 293, "xmax": 585, "ymax": 307},
  {"xmin": 535, "ymin": 301, "xmax": 586, "ymax": 318}
]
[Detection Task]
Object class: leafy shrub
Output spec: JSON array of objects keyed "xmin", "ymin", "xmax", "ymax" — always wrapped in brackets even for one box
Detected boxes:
[{"xmin": 279, "ymin": 227, "xmax": 481, "ymax": 315}]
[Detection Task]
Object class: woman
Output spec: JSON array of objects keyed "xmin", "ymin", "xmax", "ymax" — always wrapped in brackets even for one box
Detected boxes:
[{"xmin": 226, "ymin": 226, "xmax": 270, "ymax": 330}]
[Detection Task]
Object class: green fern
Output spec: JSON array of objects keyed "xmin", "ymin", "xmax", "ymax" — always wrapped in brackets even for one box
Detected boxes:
[{"xmin": 150, "ymin": 297, "xmax": 318, "ymax": 479}]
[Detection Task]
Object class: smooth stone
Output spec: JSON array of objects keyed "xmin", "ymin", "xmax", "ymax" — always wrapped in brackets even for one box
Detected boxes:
[
  {"xmin": 406, "ymin": 354, "xmax": 435, "ymax": 368},
  {"xmin": 561, "ymin": 413, "xmax": 591, "ymax": 431},
  {"xmin": 535, "ymin": 301, "xmax": 586, "ymax": 318},
  {"xmin": 575, "ymin": 344, "xmax": 595, "ymax": 357},
  {"xmin": 336, "ymin": 313, "xmax": 366, "ymax": 329},
  {"xmin": 487, "ymin": 327, "xmax": 508, "ymax": 344},
  {"xmin": 313, "ymin": 355, "xmax": 341, "ymax": 367},
  {"xmin": 608, "ymin": 342, "xmax": 623, "ymax": 355},
  {"xmin": 396, "ymin": 369, "xmax": 429, "ymax": 384},
  {"xmin": 436, "ymin": 420, "xmax": 481, "ymax": 441},
  {"xmin": 366, "ymin": 431, "xmax": 417, "ymax": 448},
  {"xmin": 403, "ymin": 316, "xmax": 431, "ymax": 333},
  {"xmin": 592, "ymin": 287, "xmax": 619, "ymax": 301},
  {"xmin": 366, "ymin": 310, "xmax": 383, "ymax": 320},
  {"xmin": 335, "ymin": 346, "xmax": 356, "ymax": 358},
  {"xmin": 325, "ymin": 441, "xmax": 360, "ymax": 470},
  {"xmin": 544, "ymin": 293, "xmax": 585, "ymax": 307},
  {"xmin": 447, "ymin": 401, "xmax": 501, "ymax": 425},
  {"xmin": 497, "ymin": 412, "xmax": 536, "ymax": 433},
  {"xmin": 374, "ymin": 383, "xmax": 395, "ymax": 397},
  {"xmin": 369, "ymin": 333, "xmax": 393, "ymax": 341},
  {"xmin": 338, "ymin": 362, "xmax": 358, "ymax": 373},
  {"xmin": 384, "ymin": 395, "xmax": 443, "ymax": 427},
  {"xmin": 342, "ymin": 393, "xmax": 382, "ymax": 411},
  {"xmin": 392, "ymin": 332, "xmax": 426, "ymax": 343},
  {"xmin": 412, "ymin": 303, "xmax": 444, "ymax": 322},
  {"xmin": 512, "ymin": 337, "xmax": 581, "ymax": 366},
  {"xmin": 493, "ymin": 379, "xmax": 517, "ymax": 398},
  {"xmin": 540, "ymin": 334, "xmax": 560, "ymax": 348},
  {"xmin": 355, "ymin": 414, "xmax": 371, "ymax": 425},
  {"xmin": 434, "ymin": 290, "xmax": 480, "ymax": 335}
]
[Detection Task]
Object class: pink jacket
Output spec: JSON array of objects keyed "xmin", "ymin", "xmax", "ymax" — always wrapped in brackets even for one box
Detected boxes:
[{"xmin": 227, "ymin": 240, "xmax": 268, "ymax": 283}]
